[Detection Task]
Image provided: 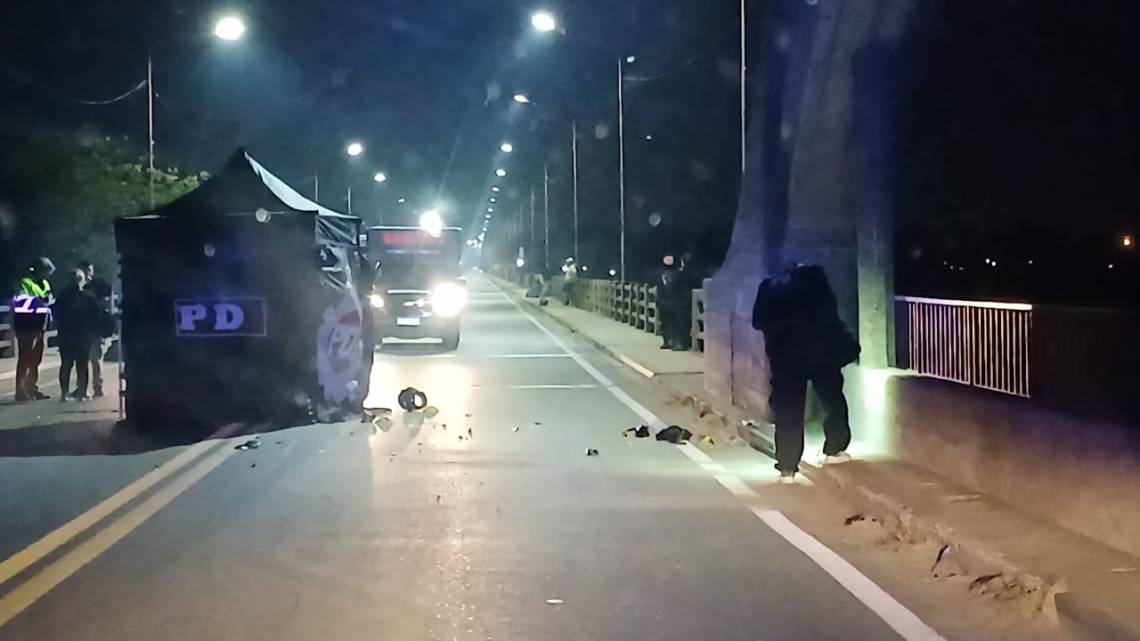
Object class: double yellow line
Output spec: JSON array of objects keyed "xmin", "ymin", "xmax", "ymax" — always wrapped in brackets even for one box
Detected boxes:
[{"xmin": 0, "ymin": 422, "xmax": 244, "ymax": 627}]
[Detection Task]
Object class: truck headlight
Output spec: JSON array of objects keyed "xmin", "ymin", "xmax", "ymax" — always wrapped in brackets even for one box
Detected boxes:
[
  {"xmin": 368, "ymin": 294, "xmax": 386, "ymax": 309},
  {"xmin": 431, "ymin": 283, "xmax": 467, "ymax": 317}
]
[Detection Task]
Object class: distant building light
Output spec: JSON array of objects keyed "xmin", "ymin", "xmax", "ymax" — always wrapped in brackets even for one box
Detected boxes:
[
  {"xmin": 1123, "ymin": 234, "xmax": 1135, "ymax": 249},
  {"xmin": 1108, "ymin": 263, "xmax": 1115, "ymax": 270}
]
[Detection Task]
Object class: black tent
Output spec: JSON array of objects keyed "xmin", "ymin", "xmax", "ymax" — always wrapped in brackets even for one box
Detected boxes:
[{"xmin": 115, "ymin": 148, "xmax": 366, "ymax": 426}]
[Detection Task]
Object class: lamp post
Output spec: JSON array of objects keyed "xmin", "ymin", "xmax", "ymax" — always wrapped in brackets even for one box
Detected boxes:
[{"xmin": 147, "ymin": 16, "xmax": 246, "ymax": 209}]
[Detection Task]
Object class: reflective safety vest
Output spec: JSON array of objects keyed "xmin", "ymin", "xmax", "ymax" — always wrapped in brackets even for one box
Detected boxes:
[{"xmin": 13, "ymin": 277, "xmax": 53, "ymax": 316}]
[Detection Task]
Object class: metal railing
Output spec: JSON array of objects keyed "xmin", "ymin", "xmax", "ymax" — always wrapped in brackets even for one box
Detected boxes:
[{"xmin": 895, "ymin": 296, "xmax": 1032, "ymax": 397}]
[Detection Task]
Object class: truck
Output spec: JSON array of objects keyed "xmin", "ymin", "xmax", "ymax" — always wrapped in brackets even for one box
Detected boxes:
[{"xmin": 365, "ymin": 225, "xmax": 466, "ymax": 351}]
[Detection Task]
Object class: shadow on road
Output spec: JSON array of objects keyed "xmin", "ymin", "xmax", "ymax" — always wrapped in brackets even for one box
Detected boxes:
[
  {"xmin": 0, "ymin": 416, "xmax": 328, "ymax": 458},
  {"xmin": 378, "ymin": 342, "xmax": 451, "ymax": 357}
]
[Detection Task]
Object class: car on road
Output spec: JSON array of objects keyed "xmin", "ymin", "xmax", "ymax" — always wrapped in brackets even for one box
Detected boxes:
[{"xmin": 366, "ymin": 225, "xmax": 466, "ymax": 351}]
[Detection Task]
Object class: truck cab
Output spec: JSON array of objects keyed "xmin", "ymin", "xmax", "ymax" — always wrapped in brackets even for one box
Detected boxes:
[{"xmin": 366, "ymin": 226, "xmax": 466, "ymax": 351}]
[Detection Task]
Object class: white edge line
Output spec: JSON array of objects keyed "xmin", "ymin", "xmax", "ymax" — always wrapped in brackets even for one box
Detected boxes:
[
  {"xmin": 753, "ymin": 509, "xmax": 948, "ymax": 641},
  {"xmin": 491, "ymin": 277, "xmax": 947, "ymax": 641}
]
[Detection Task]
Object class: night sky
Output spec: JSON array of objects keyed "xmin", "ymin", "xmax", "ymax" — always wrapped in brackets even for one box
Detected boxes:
[{"xmin": 2, "ymin": 0, "xmax": 743, "ymax": 277}]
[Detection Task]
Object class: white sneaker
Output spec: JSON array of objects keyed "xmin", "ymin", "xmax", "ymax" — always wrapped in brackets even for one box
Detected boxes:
[
  {"xmin": 777, "ymin": 471, "xmax": 797, "ymax": 485},
  {"xmin": 823, "ymin": 452, "xmax": 853, "ymax": 465}
]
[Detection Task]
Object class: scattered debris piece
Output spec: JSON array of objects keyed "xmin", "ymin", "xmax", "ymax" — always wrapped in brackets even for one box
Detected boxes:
[
  {"xmin": 250, "ymin": 463, "xmax": 257, "ymax": 468},
  {"xmin": 844, "ymin": 514, "xmax": 866, "ymax": 526},
  {"xmin": 533, "ymin": 421, "xmax": 543, "ymax": 426},
  {"xmin": 398, "ymin": 387, "xmax": 429, "ymax": 411},
  {"xmin": 585, "ymin": 448, "xmax": 600, "ymax": 456},
  {"xmin": 364, "ymin": 406, "xmax": 393, "ymax": 416},
  {"xmin": 423, "ymin": 406, "xmax": 441, "ymax": 419},
  {"xmin": 373, "ymin": 416, "xmax": 394, "ymax": 432},
  {"xmin": 274, "ymin": 441, "xmax": 284, "ymax": 446},
  {"xmin": 622, "ymin": 425, "xmax": 651, "ymax": 438},
  {"xmin": 512, "ymin": 427, "xmax": 520, "ymax": 433},
  {"xmin": 465, "ymin": 413, "xmax": 473, "ymax": 418},
  {"xmin": 436, "ymin": 495, "xmax": 442, "ymax": 503},
  {"xmin": 546, "ymin": 599, "xmax": 564, "ymax": 605},
  {"xmin": 969, "ymin": 573, "xmax": 1003, "ymax": 592},
  {"xmin": 698, "ymin": 435, "xmax": 716, "ymax": 446},
  {"xmin": 459, "ymin": 435, "xmax": 465, "ymax": 441},
  {"xmin": 655, "ymin": 425, "xmax": 692, "ymax": 444},
  {"xmin": 467, "ymin": 427, "xmax": 473, "ymax": 438},
  {"xmin": 235, "ymin": 439, "xmax": 261, "ymax": 451}
]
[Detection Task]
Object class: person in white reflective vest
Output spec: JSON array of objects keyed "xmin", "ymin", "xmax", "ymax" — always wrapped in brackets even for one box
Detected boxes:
[{"xmin": 12, "ymin": 257, "xmax": 55, "ymax": 401}]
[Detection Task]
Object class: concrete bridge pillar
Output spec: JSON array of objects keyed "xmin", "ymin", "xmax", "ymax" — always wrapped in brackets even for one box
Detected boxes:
[{"xmin": 705, "ymin": 0, "xmax": 931, "ymax": 414}]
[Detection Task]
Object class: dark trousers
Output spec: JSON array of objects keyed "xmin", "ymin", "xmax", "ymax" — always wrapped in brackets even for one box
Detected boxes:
[
  {"xmin": 15, "ymin": 329, "xmax": 45, "ymax": 400},
  {"xmin": 60, "ymin": 344, "xmax": 91, "ymax": 399},
  {"xmin": 658, "ymin": 304, "xmax": 691, "ymax": 349},
  {"xmin": 769, "ymin": 360, "xmax": 851, "ymax": 473}
]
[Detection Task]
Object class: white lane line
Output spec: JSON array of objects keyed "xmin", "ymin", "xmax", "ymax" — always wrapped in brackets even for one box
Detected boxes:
[
  {"xmin": 472, "ymin": 384, "xmax": 602, "ymax": 390},
  {"xmin": 753, "ymin": 509, "xmax": 947, "ymax": 641},
  {"xmin": 491, "ymin": 279, "xmax": 948, "ymax": 641}
]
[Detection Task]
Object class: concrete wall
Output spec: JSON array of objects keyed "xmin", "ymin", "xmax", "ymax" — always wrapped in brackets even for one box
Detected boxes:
[{"xmin": 844, "ymin": 368, "xmax": 1140, "ymax": 560}]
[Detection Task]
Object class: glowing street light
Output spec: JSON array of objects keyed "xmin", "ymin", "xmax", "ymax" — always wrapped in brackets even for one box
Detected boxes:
[
  {"xmin": 513, "ymin": 94, "xmax": 531, "ymax": 104},
  {"xmin": 491, "ymin": 186, "xmax": 500, "ymax": 193},
  {"xmin": 346, "ymin": 142, "xmax": 364, "ymax": 157},
  {"xmin": 625, "ymin": 55, "xmax": 637, "ymax": 64},
  {"xmin": 397, "ymin": 197, "xmax": 407, "ymax": 204},
  {"xmin": 1123, "ymin": 234, "xmax": 1135, "ymax": 249},
  {"xmin": 373, "ymin": 172, "xmax": 387, "ymax": 183},
  {"xmin": 495, "ymin": 168, "xmax": 508, "ymax": 177},
  {"xmin": 531, "ymin": 11, "xmax": 558, "ymax": 33},
  {"xmin": 500, "ymin": 142, "xmax": 514, "ymax": 153},
  {"xmin": 214, "ymin": 16, "xmax": 246, "ymax": 41}
]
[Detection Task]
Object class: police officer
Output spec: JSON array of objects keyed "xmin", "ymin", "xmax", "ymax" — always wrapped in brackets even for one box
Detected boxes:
[{"xmin": 12, "ymin": 257, "xmax": 56, "ymax": 401}]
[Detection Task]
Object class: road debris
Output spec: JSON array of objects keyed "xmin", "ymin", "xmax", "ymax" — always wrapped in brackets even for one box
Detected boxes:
[
  {"xmin": 585, "ymin": 448, "xmax": 600, "ymax": 456},
  {"xmin": 373, "ymin": 416, "xmax": 394, "ymax": 432},
  {"xmin": 423, "ymin": 405, "xmax": 441, "ymax": 419},
  {"xmin": 655, "ymin": 425, "xmax": 692, "ymax": 444},
  {"xmin": 546, "ymin": 598, "xmax": 564, "ymax": 605},
  {"xmin": 844, "ymin": 514, "xmax": 866, "ymax": 526},
  {"xmin": 698, "ymin": 435, "xmax": 716, "ymax": 446},
  {"xmin": 235, "ymin": 439, "xmax": 261, "ymax": 451},
  {"xmin": 512, "ymin": 427, "xmax": 520, "ymax": 433},
  {"xmin": 622, "ymin": 425, "xmax": 651, "ymax": 438},
  {"xmin": 467, "ymin": 427, "xmax": 473, "ymax": 438},
  {"xmin": 436, "ymin": 495, "xmax": 442, "ymax": 503},
  {"xmin": 398, "ymin": 387, "xmax": 429, "ymax": 411}
]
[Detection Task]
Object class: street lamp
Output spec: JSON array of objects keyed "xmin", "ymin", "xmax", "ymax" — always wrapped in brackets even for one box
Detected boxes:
[
  {"xmin": 531, "ymin": 11, "xmax": 558, "ymax": 33},
  {"xmin": 500, "ymin": 142, "xmax": 514, "ymax": 153},
  {"xmin": 496, "ymin": 168, "xmax": 508, "ymax": 177},
  {"xmin": 513, "ymin": 94, "xmax": 531, "ymax": 104},
  {"xmin": 214, "ymin": 16, "xmax": 246, "ymax": 41},
  {"xmin": 346, "ymin": 142, "xmax": 364, "ymax": 157},
  {"xmin": 491, "ymin": 186, "xmax": 500, "ymax": 193},
  {"xmin": 373, "ymin": 172, "xmax": 387, "ymax": 183}
]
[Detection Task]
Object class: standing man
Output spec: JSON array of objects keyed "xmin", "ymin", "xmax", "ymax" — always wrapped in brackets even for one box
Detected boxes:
[
  {"xmin": 78, "ymin": 260, "xmax": 113, "ymax": 398},
  {"xmin": 54, "ymin": 269, "xmax": 102, "ymax": 401},
  {"xmin": 12, "ymin": 257, "xmax": 55, "ymax": 401},
  {"xmin": 656, "ymin": 254, "xmax": 688, "ymax": 350},
  {"xmin": 752, "ymin": 264, "xmax": 860, "ymax": 483},
  {"xmin": 561, "ymin": 257, "xmax": 579, "ymax": 307}
]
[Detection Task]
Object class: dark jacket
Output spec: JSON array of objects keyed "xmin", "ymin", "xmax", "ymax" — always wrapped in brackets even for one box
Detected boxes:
[
  {"xmin": 657, "ymin": 266, "xmax": 688, "ymax": 309},
  {"xmin": 752, "ymin": 264, "xmax": 860, "ymax": 369},
  {"xmin": 54, "ymin": 287, "xmax": 102, "ymax": 352}
]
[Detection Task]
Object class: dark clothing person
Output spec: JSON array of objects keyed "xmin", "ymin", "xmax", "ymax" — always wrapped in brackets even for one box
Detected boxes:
[
  {"xmin": 54, "ymin": 286, "xmax": 102, "ymax": 400},
  {"xmin": 656, "ymin": 264, "xmax": 691, "ymax": 350},
  {"xmin": 84, "ymin": 276, "xmax": 113, "ymax": 397},
  {"xmin": 752, "ymin": 264, "xmax": 860, "ymax": 475}
]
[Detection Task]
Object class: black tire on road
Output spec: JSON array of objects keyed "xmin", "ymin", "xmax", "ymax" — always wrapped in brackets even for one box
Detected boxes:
[{"xmin": 441, "ymin": 327, "xmax": 460, "ymax": 352}]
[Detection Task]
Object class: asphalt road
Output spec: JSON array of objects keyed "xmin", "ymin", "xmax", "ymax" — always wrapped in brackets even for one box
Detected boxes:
[{"xmin": 0, "ymin": 276, "xmax": 1071, "ymax": 641}]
